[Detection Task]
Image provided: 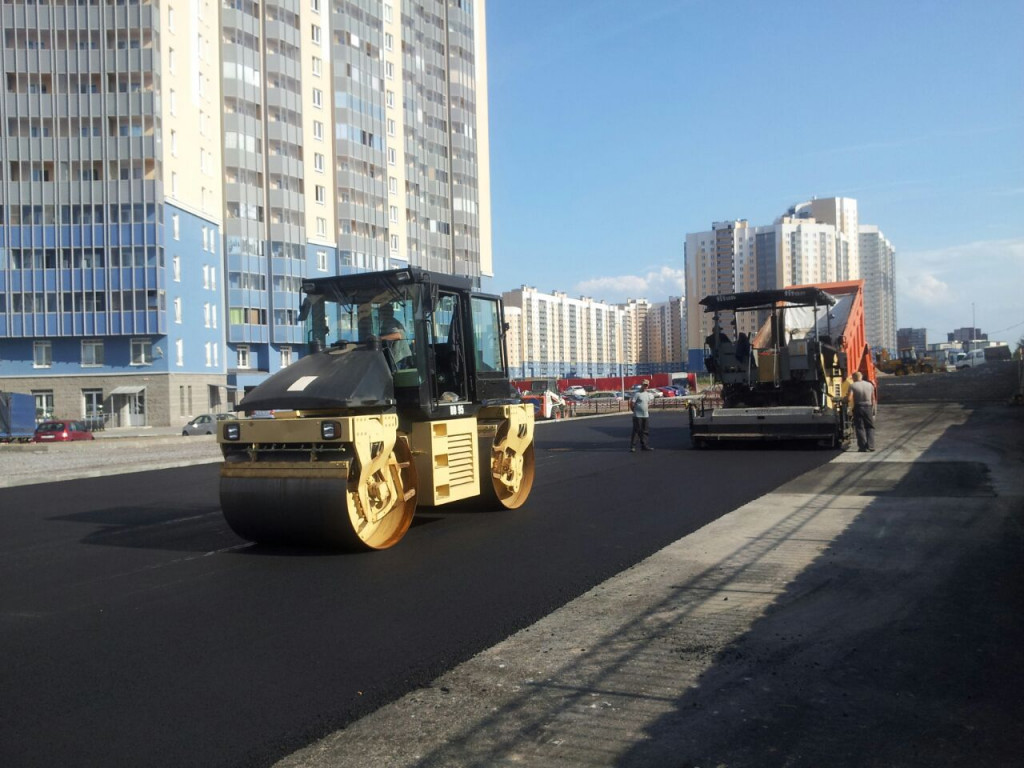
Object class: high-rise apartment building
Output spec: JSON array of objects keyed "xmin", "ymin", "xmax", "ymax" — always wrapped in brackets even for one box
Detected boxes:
[
  {"xmin": 684, "ymin": 220, "xmax": 760, "ymax": 370},
  {"xmin": 0, "ymin": 0, "xmax": 226, "ymax": 426},
  {"xmin": 684, "ymin": 197, "xmax": 894, "ymax": 367},
  {"xmin": 858, "ymin": 225, "xmax": 896, "ymax": 353},
  {"xmin": 0, "ymin": 0, "xmax": 493, "ymax": 426}
]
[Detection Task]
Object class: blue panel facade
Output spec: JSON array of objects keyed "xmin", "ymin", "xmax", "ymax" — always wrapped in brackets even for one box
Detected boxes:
[{"xmin": 164, "ymin": 205, "xmax": 226, "ymax": 375}]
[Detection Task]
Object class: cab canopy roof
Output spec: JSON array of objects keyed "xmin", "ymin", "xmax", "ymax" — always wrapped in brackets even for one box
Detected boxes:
[
  {"xmin": 699, "ymin": 286, "xmax": 837, "ymax": 313},
  {"xmin": 301, "ymin": 267, "xmax": 476, "ymax": 299}
]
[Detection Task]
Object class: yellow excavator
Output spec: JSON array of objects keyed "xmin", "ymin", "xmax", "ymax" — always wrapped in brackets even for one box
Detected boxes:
[{"xmin": 217, "ymin": 267, "xmax": 535, "ymax": 550}]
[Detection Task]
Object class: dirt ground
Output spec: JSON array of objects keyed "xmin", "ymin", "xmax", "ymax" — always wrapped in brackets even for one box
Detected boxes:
[{"xmin": 876, "ymin": 359, "xmax": 1022, "ymax": 404}]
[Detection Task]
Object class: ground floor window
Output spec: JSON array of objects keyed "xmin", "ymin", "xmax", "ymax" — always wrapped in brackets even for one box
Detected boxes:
[
  {"xmin": 32, "ymin": 390, "xmax": 54, "ymax": 420},
  {"xmin": 83, "ymin": 389, "xmax": 104, "ymax": 430}
]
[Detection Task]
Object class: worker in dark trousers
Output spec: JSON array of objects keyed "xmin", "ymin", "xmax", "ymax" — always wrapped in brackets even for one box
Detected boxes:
[
  {"xmin": 847, "ymin": 371, "xmax": 877, "ymax": 452},
  {"xmin": 629, "ymin": 380, "xmax": 657, "ymax": 452}
]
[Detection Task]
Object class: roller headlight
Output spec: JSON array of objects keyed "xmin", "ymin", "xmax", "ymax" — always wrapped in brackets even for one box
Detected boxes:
[{"xmin": 223, "ymin": 423, "xmax": 240, "ymax": 441}]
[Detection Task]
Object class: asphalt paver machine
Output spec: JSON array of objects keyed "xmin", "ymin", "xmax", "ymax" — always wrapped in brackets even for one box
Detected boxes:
[
  {"xmin": 689, "ymin": 280, "xmax": 876, "ymax": 448},
  {"xmin": 217, "ymin": 267, "xmax": 535, "ymax": 550}
]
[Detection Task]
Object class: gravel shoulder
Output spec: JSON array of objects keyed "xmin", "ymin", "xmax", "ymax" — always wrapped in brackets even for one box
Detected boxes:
[{"xmin": 0, "ymin": 434, "xmax": 222, "ymax": 488}]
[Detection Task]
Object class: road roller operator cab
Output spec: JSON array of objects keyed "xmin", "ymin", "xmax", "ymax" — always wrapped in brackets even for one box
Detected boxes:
[{"xmin": 218, "ymin": 267, "xmax": 536, "ymax": 551}]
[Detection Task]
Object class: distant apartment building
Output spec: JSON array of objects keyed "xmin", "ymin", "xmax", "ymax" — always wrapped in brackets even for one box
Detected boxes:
[
  {"xmin": 858, "ymin": 225, "xmax": 897, "ymax": 353},
  {"xmin": 501, "ymin": 286, "xmax": 685, "ymax": 381},
  {"xmin": 0, "ymin": 0, "xmax": 493, "ymax": 426},
  {"xmin": 684, "ymin": 197, "xmax": 893, "ymax": 368},
  {"xmin": 645, "ymin": 297, "xmax": 686, "ymax": 374},
  {"xmin": 502, "ymin": 286, "xmax": 632, "ymax": 380},
  {"xmin": 948, "ymin": 327, "xmax": 987, "ymax": 347},
  {"xmin": 897, "ymin": 327, "xmax": 927, "ymax": 355}
]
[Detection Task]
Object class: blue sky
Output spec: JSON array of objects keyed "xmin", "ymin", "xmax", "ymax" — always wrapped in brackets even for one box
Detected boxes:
[{"xmin": 484, "ymin": 0, "xmax": 1024, "ymax": 345}]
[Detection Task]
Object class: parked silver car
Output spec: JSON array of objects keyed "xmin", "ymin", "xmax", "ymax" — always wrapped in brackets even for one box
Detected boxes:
[{"xmin": 182, "ymin": 413, "xmax": 233, "ymax": 436}]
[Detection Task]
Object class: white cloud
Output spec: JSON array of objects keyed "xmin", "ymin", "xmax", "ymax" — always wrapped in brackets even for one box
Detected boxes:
[
  {"xmin": 573, "ymin": 266, "xmax": 686, "ymax": 305},
  {"xmin": 897, "ymin": 238, "xmax": 1024, "ymax": 338},
  {"xmin": 902, "ymin": 271, "xmax": 952, "ymax": 306}
]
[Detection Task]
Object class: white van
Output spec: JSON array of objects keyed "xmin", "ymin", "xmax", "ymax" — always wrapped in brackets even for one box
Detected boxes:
[{"xmin": 955, "ymin": 349, "xmax": 986, "ymax": 370}]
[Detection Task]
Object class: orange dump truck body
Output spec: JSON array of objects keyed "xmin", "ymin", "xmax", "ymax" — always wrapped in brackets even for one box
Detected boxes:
[{"xmin": 788, "ymin": 278, "xmax": 876, "ymax": 389}]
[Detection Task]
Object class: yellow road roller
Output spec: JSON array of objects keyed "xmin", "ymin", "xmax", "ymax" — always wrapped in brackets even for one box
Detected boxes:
[{"xmin": 218, "ymin": 267, "xmax": 535, "ymax": 550}]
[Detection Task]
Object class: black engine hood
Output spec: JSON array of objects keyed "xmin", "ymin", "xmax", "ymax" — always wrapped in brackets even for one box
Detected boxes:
[{"xmin": 238, "ymin": 345, "xmax": 396, "ymax": 412}]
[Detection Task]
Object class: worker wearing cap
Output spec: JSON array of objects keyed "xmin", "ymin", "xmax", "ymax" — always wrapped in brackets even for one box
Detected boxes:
[
  {"xmin": 629, "ymin": 380, "xmax": 657, "ymax": 453},
  {"xmin": 378, "ymin": 305, "xmax": 413, "ymax": 367}
]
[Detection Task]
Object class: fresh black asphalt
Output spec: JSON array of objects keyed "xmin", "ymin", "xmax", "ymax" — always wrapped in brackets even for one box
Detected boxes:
[{"xmin": 0, "ymin": 411, "xmax": 835, "ymax": 768}]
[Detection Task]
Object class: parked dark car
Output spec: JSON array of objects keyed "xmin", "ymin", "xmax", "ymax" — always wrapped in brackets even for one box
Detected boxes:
[
  {"xmin": 182, "ymin": 413, "xmax": 233, "ymax": 436},
  {"xmin": 32, "ymin": 420, "xmax": 95, "ymax": 443}
]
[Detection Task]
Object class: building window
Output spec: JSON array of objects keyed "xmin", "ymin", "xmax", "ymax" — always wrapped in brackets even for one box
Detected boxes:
[
  {"xmin": 385, "ymin": 61, "xmax": 394, "ymax": 80},
  {"xmin": 237, "ymin": 345, "xmax": 250, "ymax": 369},
  {"xmin": 316, "ymin": 217, "xmax": 327, "ymax": 236},
  {"xmin": 387, "ymin": 118, "xmax": 395, "ymax": 136},
  {"xmin": 211, "ymin": 304, "xmax": 217, "ymax": 328},
  {"xmin": 202, "ymin": 264, "xmax": 210, "ymax": 289},
  {"xmin": 204, "ymin": 302, "xmax": 211, "ymax": 327},
  {"xmin": 312, "ymin": 88, "xmax": 323, "ymax": 108},
  {"xmin": 314, "ymin": 152, "xmax": 324, "ymax": 172},
  {"xmin": 173, "ymin": 255, "xmax": 181, "ymax": 281},
  {"xmin": 280, "ymin": 346, "xmax": 292, "ymax": 368},
  {"xmin": 315, "ymin": 185, "xmax": 326, "ymax": 204},
  {"xmin": 390, "ymin": 234, "xmax": 399, "ymax": 252},
  {"xmin": 83, "ymin": 389, "xmax": 103, "ymax": 423},
  {"xmin": 311, "ymin": 24, "xmax": 321, "ymax": 44},
  {"xmin": 33, "ymin": 341, "xmax": 52, "ymax": 368},
  {"xmin": 174, "ymin": 297, "xmax": 182, "ymax": 323},
  {"xmin": 317, "ymin": 250, "xmax": 328, "ymax": 271},
  {"xmin": 387, "ymin": 148, "xmax": 396, "ymax": 166},
  {"xmin": 312, "ymin": 57, "xmax": 322, "ymax": 77},
  {"xmin": 172, "ymin": 214, "xmax": 180, "ymax": 240},
  {"xmin": 131, "ymin": 338, "xmax": 153, "ymax": 366},
  {"xmin": 33, "ymin": 390, "xmax": 54, "ymax": 420},
  {"xmin": 313, "ymin": 121, "xmax": 324, "ymax": 140},
  {"xmin": 386, "ymin": 90, "xmax": 394, "ymax": 108},
  {"xmin": 389, "ymin": 176, "xmax": 397, "ymax": 195},
  {"xmin": 175, "ymin": 338, "xmax": 184, "ymax": 366},
  {"xmin": 389, "ymin": 205, "xmax": 398, "ymax": 223},
  {"xmin": 81, "ymin": 339, "xmax": 104, "ymax": 367},
  {"xmin": 385, "ymin": 33, "xmax": 393, "ymax": 51},
  {"xmin": 205, "ymin": 342, "xmax": 212, "ymax": 367}
]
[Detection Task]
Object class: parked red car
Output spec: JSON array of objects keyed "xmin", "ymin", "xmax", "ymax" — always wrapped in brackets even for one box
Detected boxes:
[{"xmin": 32, "ymin": 420, "xmax": 95, "ymax": 442}]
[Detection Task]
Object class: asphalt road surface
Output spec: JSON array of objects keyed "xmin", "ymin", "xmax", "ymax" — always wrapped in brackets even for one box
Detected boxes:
[{"xmin": 0, "ymin": 411, "xmax": 835, "ymax": 768}]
